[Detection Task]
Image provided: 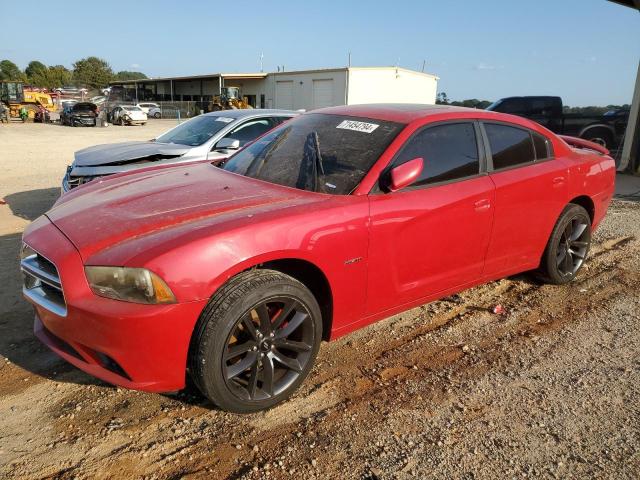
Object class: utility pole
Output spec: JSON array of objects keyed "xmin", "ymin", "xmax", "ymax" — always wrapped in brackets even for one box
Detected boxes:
[
  {"xmin": 421, "ymin": 59, "xmax": 426, "ymax": 72},
  {"xmin": 260, "ymin": 52, "xmax": 264, "ymax": 73}
]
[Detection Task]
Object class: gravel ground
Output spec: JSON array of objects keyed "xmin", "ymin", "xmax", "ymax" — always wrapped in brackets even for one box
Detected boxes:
[{"xmin": 0, "ymin": 122, "xmax": 638, "ymax": 479}]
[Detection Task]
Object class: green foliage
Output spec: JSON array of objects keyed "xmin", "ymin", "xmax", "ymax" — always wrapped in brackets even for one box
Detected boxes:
[
  {"xmin": 25, "ymin": 61, "xmax": 47, "ymax": 80},
  {"xmin": 450, "ymin": 98, "xmax": 492, "ymax": 109},
  {"xmin": 72, "ymin": 56, "xmax": 114, "ymax": 88},
  {"xmin": 25, "ymin": 61, "xmax": 73, "ymax": 89},
  {"xmin": 437, "ymin": 93, "xmax": 493, "ymax": 109},
  {"xmin": 115, "ymin": 71, "xmax": 148, "ymax": 81},
  {"xmin": 435, "ymin": 92, "xmax": 450, "ymax": 104},
  {"xmin": 0, "ymin": 60, "xmax": 26, "ymax": 81}
]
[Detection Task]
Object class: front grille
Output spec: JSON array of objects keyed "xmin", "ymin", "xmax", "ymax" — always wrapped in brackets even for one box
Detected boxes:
[
  {"xmin": 21, "ymin": 244, "xmax": 67, "ymax": 316},
  {"xmin": 67, "ymin": 175, "xmax": 101, "ymax": 189}
]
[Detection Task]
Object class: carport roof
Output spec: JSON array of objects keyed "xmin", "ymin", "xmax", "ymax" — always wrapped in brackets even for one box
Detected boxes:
[
  {"xmin": 111, "ymin": 73, "xmax": 267, "ymax": 85},
  {"xmin": 608, "ymin": 0, "xmax": 639, "ymax": 8}
]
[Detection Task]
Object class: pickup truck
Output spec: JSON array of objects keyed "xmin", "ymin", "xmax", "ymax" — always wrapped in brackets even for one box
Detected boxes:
[{"xmin": 486, "ymin": 96, "xmax": 629, "ymax": 150}]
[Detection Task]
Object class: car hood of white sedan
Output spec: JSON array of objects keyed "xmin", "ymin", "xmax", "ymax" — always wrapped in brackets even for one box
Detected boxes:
[{"xmin": 73, "ymin": 141, "xmax": 191, "ymax": 167}]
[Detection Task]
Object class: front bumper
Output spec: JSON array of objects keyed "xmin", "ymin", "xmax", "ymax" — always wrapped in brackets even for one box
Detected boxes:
[
  {"xmin": 70, "ymin": 115, "xmax": 96, "ymax": 127},
  {"xmin": 22, "ymin": 216, "xmax": 207, "ymax": 392}
]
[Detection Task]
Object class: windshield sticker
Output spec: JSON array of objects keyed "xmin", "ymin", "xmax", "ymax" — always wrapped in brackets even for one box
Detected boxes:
[
  {"xmin": 215, "ymin": 117, "xmax": 235, "ymax": 123},
  {"xmin": 336, "ymin": 120, "xmax": 379, "ymax": 133}
]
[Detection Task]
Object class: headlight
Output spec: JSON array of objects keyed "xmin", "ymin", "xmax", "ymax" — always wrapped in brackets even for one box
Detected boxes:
[
  {"xmin": 85, "ymin": 266, "xmax": 176, "ymax": 304},
  {"xmin": 20, "ymin": 243, "xmax": 37, "ymax": 260}
]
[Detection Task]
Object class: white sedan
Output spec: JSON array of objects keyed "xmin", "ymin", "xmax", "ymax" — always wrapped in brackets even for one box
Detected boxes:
[{"xmin": 110, "ymin": 105, "xmax": 147, "ymax": 126}]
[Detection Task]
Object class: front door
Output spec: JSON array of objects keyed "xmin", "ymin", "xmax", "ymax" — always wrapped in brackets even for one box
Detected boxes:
[{"xmin": 366, "ymin": 121, "xmax": 495, "ymax": 315}]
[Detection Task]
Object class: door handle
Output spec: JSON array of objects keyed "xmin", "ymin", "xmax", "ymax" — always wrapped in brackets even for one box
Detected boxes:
[
  {"xmin": 474, "ymin": 199, "xmax": 491, "ymax": 211},
  {"xmin": 553, "ymin": 176, "xmax": 565, "ymax": 186}
]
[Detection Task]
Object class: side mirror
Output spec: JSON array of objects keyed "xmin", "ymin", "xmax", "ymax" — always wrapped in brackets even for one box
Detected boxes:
[
  {"xmin": 215, "ymin": 138, "xmax": 240, "ymax": 151},
  {"xmin": 388, "ymin": 157, "xmax": 424, "ymax": 192}
]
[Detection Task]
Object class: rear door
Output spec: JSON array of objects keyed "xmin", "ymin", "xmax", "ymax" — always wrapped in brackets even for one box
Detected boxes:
[
  {"xmin": 481, "ymin": 122, "xmax": 568, "ymax": 277},
  {"xmin": 366, "ymin": 121, "xmax": 495, "ymax": 315}
]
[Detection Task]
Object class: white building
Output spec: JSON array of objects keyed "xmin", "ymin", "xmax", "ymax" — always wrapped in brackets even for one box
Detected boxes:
[
  {"xmin": 110, "ymin": 66, "xmax": 439, "ymax": 110},
  {"xmin": 265, "ymin": 67, "xmax": 438, "ymax": 110}
]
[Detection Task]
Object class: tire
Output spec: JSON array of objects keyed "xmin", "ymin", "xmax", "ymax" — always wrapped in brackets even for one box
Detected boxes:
[
  {"xmin": 154, "ymin": 112, "xmax": 161, "ymax": 118},
  {"xmin": 189, "ymin": 269, "xmax": 322, "ymax": 413},
  {"xmin": 119, "ymin": 117, "xmax": 125, "ymax": 126},
  {"xmin": 536, "ymin": 204, "xmax": 591, "ymax": 285},
  {"xmin": 581, "ymin": 128, "xmax": 613, "ymax": 149}
]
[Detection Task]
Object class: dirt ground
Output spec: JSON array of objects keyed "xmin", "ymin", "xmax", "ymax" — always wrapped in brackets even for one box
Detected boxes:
[{"xmin": 0, "ymin": 122, "xmax": 639, "ymax": 480}]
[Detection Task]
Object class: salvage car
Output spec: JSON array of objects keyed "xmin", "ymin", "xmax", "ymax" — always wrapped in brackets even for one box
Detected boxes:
[
  {"xmin": 60, "ymin": 102, "xmax": 98, "ymax": 127},
  {"xmin": 22, "ymin": 104, "xmax": 615, "ymax": 413},
  {"xmin": 136, "ymin": 102, "xmax": 159, "ymax": 114},
  {"xmin": 147, "ymin": 105, "xmax": 174, "ymax": 118},
  {"xmin": 61, "ymin": 109, "xmax": 297, "ymax": 192},
  {"xmin": 109, "ymin": 105, "xmax": 147, "ymax": 126}
]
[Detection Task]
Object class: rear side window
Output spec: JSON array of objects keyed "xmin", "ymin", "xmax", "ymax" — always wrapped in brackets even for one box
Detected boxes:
[
  {"xmin": 533, "ymin": 133, "xmax": 552, "ymax": 160},
  {"xmin": 485, "ymin": 123, "xmax": 535, "ymax": 170},
  {"xmin": 392, "ymin": 123, "xmax": 480, "ymax": 188}
]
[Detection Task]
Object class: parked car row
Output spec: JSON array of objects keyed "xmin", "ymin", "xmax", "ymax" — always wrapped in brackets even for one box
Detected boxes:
[{"xmin": 22, "ymin": 103, "xmax": 615, "ymax": 413}]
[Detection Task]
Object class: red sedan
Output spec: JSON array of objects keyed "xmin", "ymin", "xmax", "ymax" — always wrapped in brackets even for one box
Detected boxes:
[{"xmin": 21, "ymin": 104, "xmax": 615, "ymax": 412}]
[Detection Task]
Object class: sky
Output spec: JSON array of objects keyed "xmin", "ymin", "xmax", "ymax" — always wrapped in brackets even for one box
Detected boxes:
[{"xmin": 0, "ymin": 0, "xmax": 638, "ymax": 106}]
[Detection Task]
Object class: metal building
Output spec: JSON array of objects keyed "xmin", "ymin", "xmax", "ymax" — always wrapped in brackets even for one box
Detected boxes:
[{"xmin": 109, "ymin": 66, "xmax": 439, "ymax": 110}]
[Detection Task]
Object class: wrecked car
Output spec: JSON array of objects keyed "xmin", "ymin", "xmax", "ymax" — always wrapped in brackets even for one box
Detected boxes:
[
  {"xmin": 22, "ymin": 104, "xmax": 615, "ymax": 413},
  {"xmin": 61, "ymin": 109, "xmax": 297, "ymax": 192},
  {"xmin": 60, "ymin": 102, "xmax": 98, "ymax": 127},
  {"xmin": 109, "ymin": 105, "xmax": 147, "ymax": 126}
]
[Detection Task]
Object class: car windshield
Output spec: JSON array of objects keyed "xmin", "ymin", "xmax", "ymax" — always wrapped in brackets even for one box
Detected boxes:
[
  {"xmin": 223, "ymin": 113, "xmax": 404, "ymax": 195},
  {"xmin": 155, "ymin": 115, "xmax": 232, "ymax": 146}
]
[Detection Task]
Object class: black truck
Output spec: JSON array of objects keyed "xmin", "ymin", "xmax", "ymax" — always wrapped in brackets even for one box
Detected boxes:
[{"xmin": 486, "ymin": 96, "xmax": 629, "ymax": 150}]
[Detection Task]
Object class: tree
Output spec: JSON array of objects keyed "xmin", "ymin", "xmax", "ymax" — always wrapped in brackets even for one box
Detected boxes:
[
  {"xmin": 46, "ymin": 65, "xmax": 73, "ymax": 89},
  {"xmin": 72, "ymin": 56, "xmax": 114, "ymax": 88},
  {"xmin": 115, "ymin": 71, "xmax": 148, "ymax": 81},
  {"xmin": 0, "ymin": 59, "xmax": 26, "ymax": 81},
  {"xmin": 25, "ymin": 60, "xmax": 47, "ymax": 81},
  {"xmin": 436, "ymin": 92, "xmax": 450, "ymax": 105}
]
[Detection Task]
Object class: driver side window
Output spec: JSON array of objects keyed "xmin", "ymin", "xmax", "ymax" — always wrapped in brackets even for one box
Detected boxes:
[
  {"xmin": 391, "ymin": 122, "xmax": 480, "ymax": 189},
  {"xmin": 221, "ymin": 118, "xmax": 277, "ymax": 147}
]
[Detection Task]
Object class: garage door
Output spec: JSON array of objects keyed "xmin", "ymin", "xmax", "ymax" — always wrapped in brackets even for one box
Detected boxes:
[
  {"xmin": 312, "ymin": 79, "xmax": 334, "ymax": 109},
  {"xmin": 275, "ymin": 81, "xmax": 294, "ymax": 110}
]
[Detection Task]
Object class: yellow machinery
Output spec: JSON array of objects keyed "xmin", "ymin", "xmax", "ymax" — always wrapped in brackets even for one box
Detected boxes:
[
  {"xmin": 0, "ymin": 81, "xmax": 57, "ymax": 120},
  {"xmin": 211, "ymin": 86, "xmax": 253, "ymax": 111}
]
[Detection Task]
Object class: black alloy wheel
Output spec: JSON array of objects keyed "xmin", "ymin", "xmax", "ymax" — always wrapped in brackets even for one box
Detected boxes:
[
  {"xmin": 556, "ymin": 217, "xmax": 589, "ymax": 277},
  {"xmin": 537, "ymin": 203, "xmax": 591, "ymax": 284},
  {"xmin": 189, "ymin": 269, "xmax": 322, "ymax": 413},
  {"xmin": 223, "ymin": 296, "xmax": 314, "ymax": 401}
]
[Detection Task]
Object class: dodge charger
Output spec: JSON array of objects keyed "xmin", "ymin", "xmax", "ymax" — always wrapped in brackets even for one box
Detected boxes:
[{"xmin": 21, "ymin": 104, "xmax": 615, "ymax": 412}]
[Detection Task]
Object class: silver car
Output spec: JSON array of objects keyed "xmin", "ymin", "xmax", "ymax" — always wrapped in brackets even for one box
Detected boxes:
[{"xmin": 62, "ymin": 109, "xmax": 297, "ymax": 193}]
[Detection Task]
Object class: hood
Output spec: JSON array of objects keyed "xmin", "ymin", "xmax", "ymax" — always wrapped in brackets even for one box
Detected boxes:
[
  {"xmin": 47, "ymin": 163, "xmax": 309, "ymax": 260},
  {"xmin": 74, "ymin": 141, "xmax": 191, "ymax": 167}
]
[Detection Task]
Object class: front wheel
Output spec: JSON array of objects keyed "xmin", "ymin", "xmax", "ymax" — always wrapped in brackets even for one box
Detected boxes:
[
  {"xmin": 189, "ymin": 270, "xmax": 322, "ymax": 413},
  {"xmin": 536, "ymin": 204, "xmax": 591, "ymax": 284}
]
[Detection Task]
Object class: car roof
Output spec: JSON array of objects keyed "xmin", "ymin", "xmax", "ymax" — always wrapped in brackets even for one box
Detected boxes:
[
  {"xmin": 311, "ymin": 103, "xmax": 488, "ymax": 123},
  {"xmin": 201, "ymin": 109, "xmax": 297, "ymax": 119}
]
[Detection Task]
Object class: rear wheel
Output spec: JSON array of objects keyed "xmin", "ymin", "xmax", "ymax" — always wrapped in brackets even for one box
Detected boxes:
[
  {"xmin": 581, "ymin": 128, "xmax": 613, "ymax": 149},
  {"xmin": 536, "ymin": 204, "xmax": 591, "ymax": 284},
  {"xmin": 154, "ymin": 112, "xmax": 161, "ymax": 118},
  {"xmin": 189, "ymin": 269, "xmax": 322, "ymax": 413}
]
